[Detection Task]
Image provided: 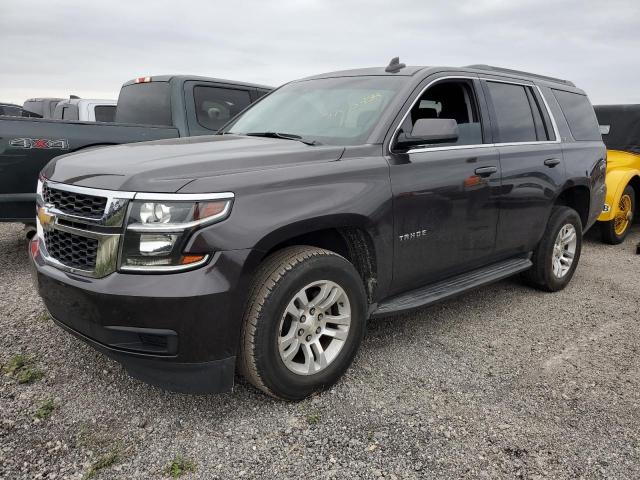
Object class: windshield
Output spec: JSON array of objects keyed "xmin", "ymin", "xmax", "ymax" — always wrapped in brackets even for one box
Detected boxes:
[{"xmin": 224, "ymin": 76, "xmax": 406, "ymax": 145}]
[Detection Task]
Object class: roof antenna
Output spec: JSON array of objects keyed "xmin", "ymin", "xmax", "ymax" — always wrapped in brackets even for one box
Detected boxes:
[{"xmin": 385, "ymin": 57, "xmax": 406, "ymax": 73}]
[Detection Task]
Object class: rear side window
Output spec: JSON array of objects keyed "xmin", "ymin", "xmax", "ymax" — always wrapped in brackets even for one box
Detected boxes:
[
  {"xmin": 115, "ymin": 82, "xmax": 172, "ymax": 126},
  {"xmin": 486, "ymin": 82, "xmax": 537, "ymax": 143},
  {"xmin": 194, "ymin": 86, "xmax": 252, "ymax": 131},
  {"xmin": 553, "ymin": 90, "xmax": 601, "ymax": 141},
  {"xmin": 94, "ymin": 105, "xmax": 116, "ymax": 122}
]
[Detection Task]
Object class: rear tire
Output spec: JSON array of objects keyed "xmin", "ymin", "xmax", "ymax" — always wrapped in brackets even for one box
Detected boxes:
[
  {"xmin": 601, "ymin": 185, "xmax": 635, "ymax": 245},
  {"xmin": 239, "ymin": 246, "xmax": 367, "ymax": 401},
  {"xmin": 522, "ymin": 206, "xmax": 582, "ymax": 292}
]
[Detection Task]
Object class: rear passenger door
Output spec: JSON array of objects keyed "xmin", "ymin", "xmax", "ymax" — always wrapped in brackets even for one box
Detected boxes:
[
  {"xmin": 184, "ymin": 81, "xmax": 254, "ymax": 136},
  {"xmin": 482, "ymin": 78, "xmax": 565, "ymax": 256}
]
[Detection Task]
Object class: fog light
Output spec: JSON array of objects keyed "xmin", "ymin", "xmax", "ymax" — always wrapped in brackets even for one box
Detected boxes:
[{"xmin": 139, "ymin": 234, "xmax": 177, "ymax": 256}]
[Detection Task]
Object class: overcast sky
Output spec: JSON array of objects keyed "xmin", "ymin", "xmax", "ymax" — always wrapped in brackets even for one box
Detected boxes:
[{"xmin": 2, "ymin": 0, "xmax": 639, "ymax": 105}]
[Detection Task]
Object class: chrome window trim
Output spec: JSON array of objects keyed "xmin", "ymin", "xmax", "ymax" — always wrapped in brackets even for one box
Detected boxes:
[{"xmin": 388, "ymin": 75, "xmax": 561, "ymax": 155}]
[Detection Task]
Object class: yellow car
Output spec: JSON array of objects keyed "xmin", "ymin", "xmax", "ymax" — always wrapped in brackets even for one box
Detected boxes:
[{"xmin": 595, "ymin": 105, "xmax": 640, "ymax": 244}]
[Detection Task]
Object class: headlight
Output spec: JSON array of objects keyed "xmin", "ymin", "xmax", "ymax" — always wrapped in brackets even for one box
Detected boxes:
[{"xmin": 119, "ymin": 193, "xmax": 233, "ymax": 272}]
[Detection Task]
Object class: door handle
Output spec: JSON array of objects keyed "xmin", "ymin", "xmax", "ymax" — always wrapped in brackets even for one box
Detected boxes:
[
  {"xmin": 544, "ymin": 158, "xmax": 561, "ymax": 168},
  {"xmin": 474, "ymin": 166, "xmax": 498, "ymax": 177}
]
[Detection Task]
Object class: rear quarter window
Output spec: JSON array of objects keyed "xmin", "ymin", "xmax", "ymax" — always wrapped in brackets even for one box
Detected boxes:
[
  {"xmin": 115, "ymin": 82, "xmax": 172, "ymax": 126},
  {"xmin": 553, "ymin": 90, "xmax": 601, "ymax": 141}
]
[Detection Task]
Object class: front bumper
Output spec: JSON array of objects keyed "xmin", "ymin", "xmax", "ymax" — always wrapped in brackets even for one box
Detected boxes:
[{"xmin": 30, "ymin": 238, "xmax": 254, "ymax": 393}]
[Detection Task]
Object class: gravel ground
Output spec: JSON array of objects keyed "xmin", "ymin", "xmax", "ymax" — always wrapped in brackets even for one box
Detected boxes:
[{"xmin": 1, "ymin": 222, "xmax": 639, "ymax": 480}]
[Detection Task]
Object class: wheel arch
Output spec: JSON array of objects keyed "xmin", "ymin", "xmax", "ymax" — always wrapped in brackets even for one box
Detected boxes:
[
  {"xmin": 251, "ymin": 214, "xmax": 382, "ymax": 304},
  {"xmin": 627, "ymin": 174, "xmax": 640, "ymax": 212},
  {"xmin": 71, "ymin": 143, "xmax": 117, "ymax": 153},
  {"xmin": 554, "ymin": 184, "xmax": 591, "ymax": 228},
  {"xmin": 600, "ymin": 169, "xmax": 640, "ymax": 221}
]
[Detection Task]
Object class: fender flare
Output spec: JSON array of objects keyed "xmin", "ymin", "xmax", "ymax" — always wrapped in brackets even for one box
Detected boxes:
[
  {"xmin": 252, "ymin": 213, "xmax": 375, "ymax": 255},
  {"xmin": 599, "ymin": 169, "xmax": 640, "ymax": 221}
]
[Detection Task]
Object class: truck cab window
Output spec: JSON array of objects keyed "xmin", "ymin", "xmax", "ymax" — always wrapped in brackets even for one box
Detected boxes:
[
  {"xmin": 94, "ymin": 105, "xmax": 116, "ymax": 122},
  {"xmin": 194, "ymin": 86, "xmax": 252, "ymax": 131},
  {"xmin": 403, "ymin": 81, "xmax": 483, "ymax": 147}
]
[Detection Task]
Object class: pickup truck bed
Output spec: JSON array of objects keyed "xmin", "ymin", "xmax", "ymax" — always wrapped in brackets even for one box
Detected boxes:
[
  {"xmin": 0, "ymin": 75, "xmax": 271, "ymax": 223},
  {"xmin": 0, "ymin": 117, "xmax": 177, "ymax": 222}
]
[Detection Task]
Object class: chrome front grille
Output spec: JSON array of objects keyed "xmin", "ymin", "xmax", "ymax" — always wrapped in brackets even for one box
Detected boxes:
[
  {"xmin": 43, "ymin": 229, "xmax": 99, "ymax": 270},
  {"xmin": 42, "ymin": 183, "xmax": 107, "ymax": 220},
  {"xmin": 36, "ymin": 180, "xmax": 136, "ymax": 277}
]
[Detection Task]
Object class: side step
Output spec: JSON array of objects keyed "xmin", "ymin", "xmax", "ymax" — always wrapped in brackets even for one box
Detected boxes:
[{"xmin": 371, "ymin": 257, "xmax": 532, "ymax": 318}]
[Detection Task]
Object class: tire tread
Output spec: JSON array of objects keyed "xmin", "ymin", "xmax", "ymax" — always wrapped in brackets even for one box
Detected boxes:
[
  {"xmin": 522, "ymin": 205, "xmax": 582, "ymax": 292},
  {"xmin": 239, "ymin": 246, "xmax": 343, "ymax": 398}
]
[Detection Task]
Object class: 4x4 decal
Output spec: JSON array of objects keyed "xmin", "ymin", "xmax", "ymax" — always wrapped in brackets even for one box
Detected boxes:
[{"xmin": 9, "ymin": 138, "xmax": 69, "ymax": 150}]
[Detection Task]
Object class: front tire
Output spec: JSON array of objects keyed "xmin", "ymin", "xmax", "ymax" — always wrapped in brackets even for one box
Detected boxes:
[
  {"xmin": 601, "ymin": 185, "xmax": 635, "ymax": 245},
  {"xmin": 239, "ymin": 246, "xmax": 367, "ymax": 400},
  {"xmin": 522, "ymin": 206, "xmax": 582, "ymax": 292}
]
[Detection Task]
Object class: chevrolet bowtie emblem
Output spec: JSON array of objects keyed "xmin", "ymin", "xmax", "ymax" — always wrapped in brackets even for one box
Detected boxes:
[{"xmin": 37, "ymin": 205, "xmax": 56, "ymax": 231}]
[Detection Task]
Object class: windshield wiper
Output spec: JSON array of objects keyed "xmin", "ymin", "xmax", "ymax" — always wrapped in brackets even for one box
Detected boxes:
[{"xmin": 245, "ymin": 131, "xmax": 319, "ymax": 146}]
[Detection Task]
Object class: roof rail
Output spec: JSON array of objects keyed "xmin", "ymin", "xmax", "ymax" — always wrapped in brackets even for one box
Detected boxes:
[{"xmin": 465, "ymin": 64, "xmax": 575, "ymax": 87}]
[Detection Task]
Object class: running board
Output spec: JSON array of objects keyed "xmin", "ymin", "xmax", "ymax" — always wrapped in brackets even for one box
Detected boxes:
[{"xmin": 371, "ymin": 257, "xmax": 532, "ymax": 318}]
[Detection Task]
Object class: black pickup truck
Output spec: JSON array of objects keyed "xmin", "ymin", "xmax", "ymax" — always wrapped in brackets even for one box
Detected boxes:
[
  {"xmin": 30, "ymin": 60, "xmax": 606, "ymax": 400},
  {"xmin": 0, "ymin": 76, "xmax": 271, "ymax": 223}
]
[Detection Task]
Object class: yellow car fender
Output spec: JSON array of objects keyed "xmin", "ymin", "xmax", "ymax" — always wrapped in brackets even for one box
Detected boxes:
[{"xmin": 598, "ymin": 151, "xmax": 640, "ymax": 222}]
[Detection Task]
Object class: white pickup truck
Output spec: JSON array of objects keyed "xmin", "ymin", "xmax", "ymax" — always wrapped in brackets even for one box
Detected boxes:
[{"xmin": 52, "ymin": 98, "xmax": 117, "ymax": 122}]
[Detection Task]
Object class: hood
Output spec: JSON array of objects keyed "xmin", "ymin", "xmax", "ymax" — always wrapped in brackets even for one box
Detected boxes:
[{"xmin": 43, "ymin": 135, "xmax": 345, "ymax": 192}]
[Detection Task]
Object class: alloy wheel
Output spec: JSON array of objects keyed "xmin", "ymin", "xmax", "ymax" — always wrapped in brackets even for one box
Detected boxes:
[
  {"xmin": 552, "ymin": 224, "xmax": 577, "ymax": 278},
  {"xmin": 277, "ymin": 280, "xmax": 351, "ymax": 376}
]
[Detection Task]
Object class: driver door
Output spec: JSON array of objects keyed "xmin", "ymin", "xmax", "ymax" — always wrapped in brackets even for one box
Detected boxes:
[{"xmin": 388, "ymin": 76, "xmax": 501, "ymax": 295}]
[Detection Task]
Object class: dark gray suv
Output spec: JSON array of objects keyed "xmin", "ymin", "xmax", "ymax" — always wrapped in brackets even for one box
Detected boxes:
[{"xmin": 30, "ymin": 60, "xmax": 606, "ymax": 400}]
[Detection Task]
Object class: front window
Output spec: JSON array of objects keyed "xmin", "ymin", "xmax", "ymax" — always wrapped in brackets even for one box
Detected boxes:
[
  {"xmin": 399, "ymin": 80, "xmax": 484, "ymax": 147},
  {"xmin": 224, "ymin": 76, "xmax": 407, "ymax": 146}
]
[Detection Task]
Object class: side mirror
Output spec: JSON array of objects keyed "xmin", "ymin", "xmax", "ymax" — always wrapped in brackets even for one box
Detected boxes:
[{"xmin": 396, "ymin": 118, "xmax": 458, "ymax": 148}]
